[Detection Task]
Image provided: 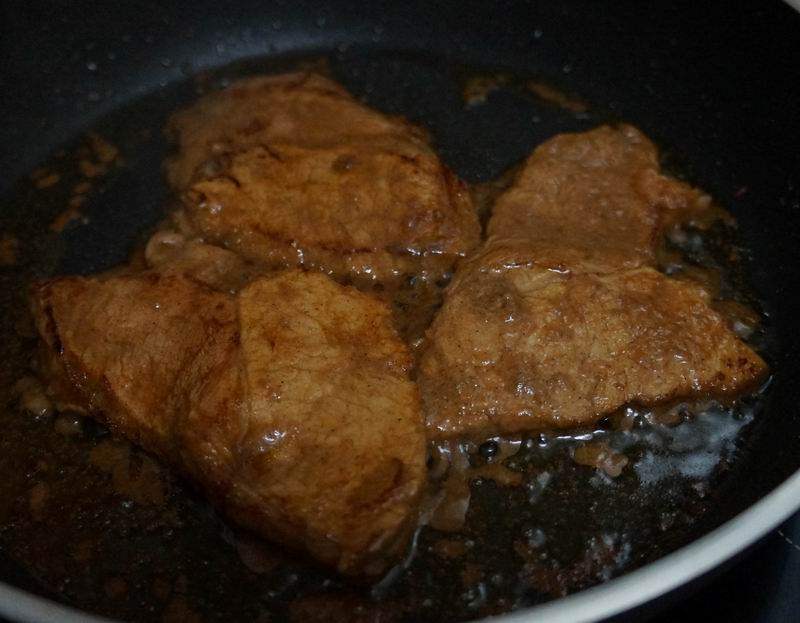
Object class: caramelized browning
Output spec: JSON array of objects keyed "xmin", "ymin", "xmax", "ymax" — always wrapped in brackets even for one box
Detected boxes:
[
  {"xmin": 167, "ymin": 72, "xmax": 480, "ymax": 286},
  {"xmin": 420, "ymin": 125, "xmax": 767, "ymax": 439},
  {"xmin": 166, "ymin": 72, "xmax": 422, "ymax": 191},
  {"xmin": 487, "ymin": 125, "xmax": 709, "ymax": 273},
  {"xmin": 230, "ymin": 273, "xmax": 425, "ymax": 574},
  {"xmin": 420, "ymin": 261, "xmax": 767, "ymax": 438},
  {"xmin": 31, "ymin": 269, "xmax": 425, "ymax": 575},
  {"xmin": 144, "ymin": 231, "xmax": 256, "ymax": 292},
  {"xmin": 183, "ymin": 141, "xmax": 477, "ymax": 286}
]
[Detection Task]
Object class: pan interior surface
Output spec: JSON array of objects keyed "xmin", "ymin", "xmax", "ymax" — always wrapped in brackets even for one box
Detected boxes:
[{"xmin": 0, "ymin": 2, "xmax": 799, "ymax": 622}]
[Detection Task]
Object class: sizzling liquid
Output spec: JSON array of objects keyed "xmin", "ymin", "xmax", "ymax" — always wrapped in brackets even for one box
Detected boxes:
[{"xmin": 0, "ymin": 54, "xmax": 773, "ymax": 622}]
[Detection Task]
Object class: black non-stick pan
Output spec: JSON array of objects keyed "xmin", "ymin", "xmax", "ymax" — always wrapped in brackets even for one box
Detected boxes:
[{"xmin": 1, "ymin": 1, "xmax": 799, "ymax": 622}]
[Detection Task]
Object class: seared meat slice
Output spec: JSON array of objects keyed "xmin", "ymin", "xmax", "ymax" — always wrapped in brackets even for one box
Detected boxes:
[
  {"xmin": 232, "ymin": 273, "xmax": 424, "ymax": 573},
  {"xmin": 33, "ymin": 272, "xmax": 236, "ymax": 454},
  {"xmin": 419, "ymin": 124, "xmax": 764, "ymax": 439},
  {"xmin": 165, "ymin": 72, "xmax": 424, "ymax": 192},
  {"xmin": 31, "ymin": 269, "xmax": 425, "ymax": 575},
  {"xmin": 419, "ymin": 255, "xmax": 768, "ymax": 439},
  {"xmin": 166, "ymin": 72, "xmax": 479, "ymax": 286},
  {"xmin": 487, "ymin": 125, "xmax": 709, "ymax": 273},
  {"xmin": 183, "ymin": 142, "xmax": 476, "ymax": 287}
]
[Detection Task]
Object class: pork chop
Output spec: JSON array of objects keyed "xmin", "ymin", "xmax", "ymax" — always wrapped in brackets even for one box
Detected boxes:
[
  {"xmin": 31, "ymin": 269, "xmax": 425, "ymax": 574},
  {"xmin": 419, "ymin": 249, "xmax": 767, "ymax": 440},
  {"xmin": 166, "ymin": 72, "xmax": 479, "ymax": 286}
]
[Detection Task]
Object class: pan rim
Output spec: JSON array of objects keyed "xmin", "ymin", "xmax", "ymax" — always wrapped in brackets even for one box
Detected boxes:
[
  {"xmin": 0, "ymin": 466, "xmax": 799, "ymax": 622},
  {"xmin": 490, "ymin": 465, "xmax": 800, "ymax": 622}
]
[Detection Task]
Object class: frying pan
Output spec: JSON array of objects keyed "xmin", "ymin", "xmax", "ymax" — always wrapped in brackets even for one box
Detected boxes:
[{"xmin": 1, "ymin": 1, "xmax": 799, "ymax": 621}]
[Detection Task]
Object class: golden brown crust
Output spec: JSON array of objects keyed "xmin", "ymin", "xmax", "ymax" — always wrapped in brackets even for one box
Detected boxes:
[
  {"xmin": 420, "ymin": 261, "xmax": 767, "ymax": 439},
  {"xmin": 182, "ymin": 142, "xmax": 478, "ymax": 285},
  {"xmin": 165, "ymin": 72, "xmax": 426, "ymax": 191},
  {"xmin": 230, "ymin": 272, "xmax": 425, "ymax": 574},
  {"xmin": 486, "ymin": 125, "xmax": 709, "ymax": 273},
  {"xmin": 165, "ymin": 72, "xmax": 480, "ymax": 286},
  {"xmin": 420, "ymin": 125, "xmax": 766, "ymax": 440},
  {"xmin": 30, "ymin": 269, "xmax": 425, "ymax": 575}
]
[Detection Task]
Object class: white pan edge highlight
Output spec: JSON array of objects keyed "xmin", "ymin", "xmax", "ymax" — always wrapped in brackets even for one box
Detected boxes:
[
  {"xmin": 1, "ymin": 466, "xmax": 799, "ymax": 623},
  {"xmin": 489, "ymin": 465, "xmax": 800, "ymax": 623}
]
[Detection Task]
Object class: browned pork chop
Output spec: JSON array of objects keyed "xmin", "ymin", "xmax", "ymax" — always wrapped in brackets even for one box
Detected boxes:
[
  {"xmin": 31, "ymin": 269, "xmax": 425, "ymax": 575},
  {"xmin": 419, "ymin": 258, "xmax": 767, "ymax": 439},
  {"xmin": 166, "ymin": 72, "xmax": 479, "ymax": 286},
  {"xmin": 418, "ymin": 125, "xmax": 765, "ymax": 439}
]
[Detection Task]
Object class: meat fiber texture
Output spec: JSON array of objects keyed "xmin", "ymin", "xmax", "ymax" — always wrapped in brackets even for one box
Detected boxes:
[
  {"xmin": 166, "ymin": 72, "xmax": 480, "ymax": 288},
  {"xmin": 32, "ymin": 268, "xmax": 426, "ymax": 575},
  {"xmin": 420, "ymin": 125, "xmax": 767, "ymax": 439}
]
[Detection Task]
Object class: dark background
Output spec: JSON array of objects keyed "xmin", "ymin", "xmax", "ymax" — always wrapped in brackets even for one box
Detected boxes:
[{"xmin": 650, "ymin": 514, "xmax": 800, "ymax": 622}]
